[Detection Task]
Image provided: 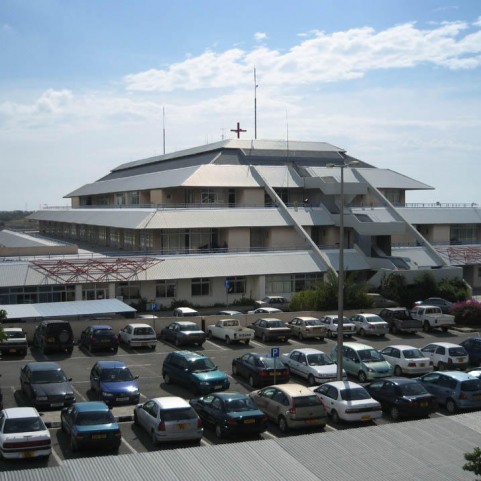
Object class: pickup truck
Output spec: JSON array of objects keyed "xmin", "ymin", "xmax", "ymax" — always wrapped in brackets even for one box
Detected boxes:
[
  {"xmin": 378, "ymin": 308, "xmax": 423, "ymax": 334},
  {"xmin": 410, "ymin": 305, "xmax": 455, "ymax": 333},
  {"xmin": 206, "ymin": 319, "xmax": 254, "ymax": 345}
]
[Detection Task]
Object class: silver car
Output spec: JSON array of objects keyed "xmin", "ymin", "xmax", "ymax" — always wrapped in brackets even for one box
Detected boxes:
[
  {"xmin": 134, "ymin": 396, "xmax": 203, "ymax": 444},
  {"xmin": 350, "ymin": 313, "xmax": 389, "ymax": 337}
]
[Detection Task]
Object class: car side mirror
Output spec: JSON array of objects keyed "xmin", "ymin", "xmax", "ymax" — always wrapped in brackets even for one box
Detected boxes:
[
  {"xmin": 134, "ymin": 375, "xmax": 139, "ymax": 380},
  {"xmin": 68, "ymin": 378, "xmax": 73, "ymax": 381}
]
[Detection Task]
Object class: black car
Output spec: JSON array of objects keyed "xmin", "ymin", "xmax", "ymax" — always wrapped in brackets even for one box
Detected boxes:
[
  {"xmin": 232, "ymin": 353, "xmax": 290, "ymax": 388},
  {"xmin": 416, "ymin": 297, "xmax": 453, "ymax": 314},
  {"xmin": 20, "ymin": 362, "xmax": 76, "ymax": 409},
  {"xmin": 460, "ymin": 338, "xmax": 481, "ymax": 366},
  {"xmin": 32, "ymin": 320, "xmax": 74, "ymax": 354},
  {"xmin": 79, "ymin": 325, "xmax": 119, "ymax": 353},
  {"xmin": 365, "ymin": 377, "xmax": 437, "ymax": 420},
  {"xmin": 190, "ymin": 392, "xmax": 267, "ymax": 439},
  {"xmin": 159, "ymin": 321, "xmax": 207, "ymax": 347}
]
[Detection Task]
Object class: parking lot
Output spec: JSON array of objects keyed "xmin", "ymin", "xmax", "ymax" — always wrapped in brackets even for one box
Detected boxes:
[{"xmin": 0, "ymin": 323, "xmax": 479, "ymax": 472}]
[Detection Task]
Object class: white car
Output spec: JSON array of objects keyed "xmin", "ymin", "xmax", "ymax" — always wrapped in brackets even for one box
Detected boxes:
[
  {"xmin": 134, "ymin": 396, "xmax": 203, "ymax": 444},
  {"xmin": 173, "ymin": 307, "xmax": 200, "ymax": 317},
  {"xmin": 420, "ymin": 342, "xmax": 469, "ymax": 370},
  {"xmin": 380, "ymin": 345, "xmax": 434, "ymax": 376},
  {"xmin": 119, "ymin": 323, "xmax": 157, "ymax": 349},
  {"xmin": 281, "ymin": 348, "xmax": 344, "ymax": 386},
  {"xmin": 0, "ymin": 327, "xmax": 28, "ymax": 356},
  {"xmin": 319, "ymin": 315, "xmax": 356, "ymax": 338},
  {"xmin": 247, "ymin": 307, "xmax": 282, "ymax": 314},
  {"xmin": 350, "ymin": 313, "xmax": 389, "ymax": 337},
  {"xmin": 0, "ymin": 407, "xmax": 51, "ymax": 459},
  {"xmin": 310, "ymin": 381, "xmax": 382, "ymax": 424}
]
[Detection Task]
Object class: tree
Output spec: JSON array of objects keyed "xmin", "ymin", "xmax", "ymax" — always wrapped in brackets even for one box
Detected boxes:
[
  {"xmin": 463, "ymin": 447, "xmax": 481, "ymax": 476},
  {"xmin": 0, "ymin": 309, "xmax": 6, "ymax": 341}
]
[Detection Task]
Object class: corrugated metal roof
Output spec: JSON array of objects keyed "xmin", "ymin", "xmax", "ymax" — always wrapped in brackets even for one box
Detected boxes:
[
  {"xmin": 2, "ymin": 412, "xmax": 479, "ymax": 481},
  {"xmin": 0, "ymin": 229, "xmax": 62, "ymax": 248},
  {"xmin": 0, "ymin": 299, "xmax": 136, "ymax": 319},
  {"xmin": 392, "ymin": 246, "xmax": 440, "ymax": 267},
  {"xmin": 400, "ymin": 206, "xmax": 481, "ymax": 225}
]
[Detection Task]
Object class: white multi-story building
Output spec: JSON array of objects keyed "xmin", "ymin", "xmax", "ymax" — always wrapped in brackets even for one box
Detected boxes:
[{"xmin": 1, "ymin": 139, "xmax": 480, "ymax": 309}]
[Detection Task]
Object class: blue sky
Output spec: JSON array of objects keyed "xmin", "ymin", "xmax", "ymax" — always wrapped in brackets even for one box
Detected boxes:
[{"xmin": 1, "ymin": 0, "xmax": 481, "ymax": 210}]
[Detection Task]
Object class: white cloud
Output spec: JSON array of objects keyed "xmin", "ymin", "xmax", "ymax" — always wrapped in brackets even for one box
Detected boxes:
[{"xmin": 254, "ymin": 32, "xmax": 267, "ymax": 41}]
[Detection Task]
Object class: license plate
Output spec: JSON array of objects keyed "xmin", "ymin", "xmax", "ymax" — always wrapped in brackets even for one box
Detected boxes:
[
  {"xmin": 278, "ymin": 337, "xmax": 286, "ymax": 341},
  {"xmin": 92, "ymin": 434, "xmax": 107, "ymax": 440},
  {"xmin": 420, "ymin": 402, "xmax": 428, "ymax": 407},
  {"xmin": 22, "ymin": 451, "xmax": 34, "ymax": 458},
  {"xmin": 47, "ymin": 337, "xmax": 55, "ymax": 342},
  {"xmin": 419, "ymin": 363, "xmax": 425, "ymax": 367},
  {"xmin": 473, "ymin": 394, "xmax": 481, "ymax": 400},
  {"xmin": 117, "ymin": 397, "xmax": 129, "ymax": 402},
  {"xmin": 51, "ymin": 403, "xmax": 63, "ymax": 407},
  {"xmin": 101, "ymin": 339, "xmax": 110, "ymax": 343},
  {"xmin": 214, "ymin": 384, "xmax": 222, "ymax": 389},
  {"xmin": 9, "ymin": 348, "xmax": 17, "ymax": 353},
  {"xmin": 458, "ymin": 358, "xmax": 465, "ymax": 363},
  {"xmin": 244, "ymin": 419, "xmax": 255, "ymax": 424},
  {"xmin": 305, "ymin": 418, "xmax": 321, "ymax": 424},
  {"xmin": 270, "ymin": 371, "xmax": 281, "ymax": 376},
  {"xmin": 141, "ymin": 342, "xmax": 149, "ymax": 347},
  {"xmin": 361, "ymin": 415, "xmax": 371, "ymax": 421},
  {"xmin": 177, "ymin": 423, "xmax": 186, "ymax": 430}
]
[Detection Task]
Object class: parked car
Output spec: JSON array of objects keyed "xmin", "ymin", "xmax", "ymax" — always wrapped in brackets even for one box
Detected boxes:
[
  {"xmin": 420, "ymin": 342, "xmax": 469, "ymax": 370},
  {"xmin": 415, "ymin": 297, "xmax": 453, "ymax": 314},
  {"xmin": 287, "ymin": 317, "xmax": 327, "ymax": 340},
  {"xmin": 232, "ymin": 353, "xmax": 290, "ymax": 388},
  {"xmin": 319, "ymin": 315, "xmax": 356, "ymax": 338},
  {"xmin": 249, "ymin": 318, "xmax": 291, "ymax": 342},
  {"xmin": 410, "ymin": 305, "xmax": 455, "ymax": 332},
  {"xmin": 0, "ymin": 407, "xmax": 51, "ymax": 459},
  {"xmin": 79, "ymin": 325, "xmax": 119, "ymax": 353},
  {"xmin": 20, "ymin": 362, "xmax": 75, "ymax": 409},
  {"xmin": 134, "ymin": 396, "xmax": 203, "ymax": 444},
  {"xmin": 118, "ymin": 323, "xmax": 157, "ymax": 350},
  {"xmin": 173, "ymin": 307, "xmax": 200, "ymax": 317},
  {"xmin": 350, "ymin": 313, "xmax": 389, "ymax": 337},
  {"xmin": 61, "ymin": 401, "xmax": 121, "ymax": 452},
  {"xmin": 89, "ymin": 360, "xmax": 140, "ymax": 406},
  {"xmin": 32, "ymin": 320, "xmax": 74, "ymax": 354},
  {"xmin": 281, "ymin": 348, "xmax": 343, "ymax": 386},
  {"xmin": 331, "ymin": 342, "xmax": 393, "ymax": 383},
  {"xmin": 309, "ymin": 381, "xmax": 382, "ymax": 424},
  {"xmin": 254, "ymin": 296, "xmax": 289, "ymax": 311},
  {"xmin": 160, "ymin": 321, "xmax": 207, "ymax": 347},
  {"xmin": 0, "ymin": 327, "xmax": 28, "ymax": 356},
  {"xmin": 366, "ymin": 293, "xmax": 397, "ymax": 308},
  {"xmin": 190, "ymin": 392, "xmax": 267, "ymax": 439},
  {"xmin": 459, "ymin": 338, "xmax": 481, "ymax": 366},
  {"xmin": 417, "ymin": 371, "xmax": 481, "ymax": 413},
  {"xmin": 378, "ymin": 308, "xmax": 422, "ymax": 334},
  {"xmin": 217, "ymin": 310, "xmax": 243, "ymax": 316},
  {"xmin": 249, "ymin": 383, "xmax": 327, "ymax": 433},
  {"xmin": 206, "ymin": 318, "xmax": 254, "ymax": 345},
  {"xmin": 247, "ymin": 307, "xmax": 283, "ymax": 315},
  {"xmin": 162, "ymin": 351, "xmax": 230, "ymax": 394},
  {"xmin": 380, "ymin": 345, "xmax": 434, "ymax": 376},
  {"xmin": 365, "ymin": 377, "xmax": 438, "ymax": 420}
]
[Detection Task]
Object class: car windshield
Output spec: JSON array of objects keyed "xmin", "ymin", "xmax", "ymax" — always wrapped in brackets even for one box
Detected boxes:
[
  {"xmin": 332, "ymin": 317, "xmax": 350, "ymax": 324},
  {"xmin": 399, "ymin": 383, "xmax": 428, "ymax": 396},
  {"xmin": 189, "ymin": 358, "xmax": 216, "ymax": 372},
  {"xmin": 31, "ymin": 370, "xmax": 68, "ymax": 384},
  {"xmin": 225, "ymin": 397, "xmax": 258, "ymax": 412},
  {"xmin": 460, "ymin": 380, "xmax": 481, "ymax": 392},
  {"xmin": 4, "ymin": 417, "xmax": 46, "ymax": 434},
  {"xmin": 366, "ymin": 316, "xmax": 384, "ymax": 323},
  {"xmin": 305, "ymin": 319, "xmax": 322, "ymax": 326},
  {"xmin": 94, "ymin": 329, "xmax": 114, "ymax": 337},
  {"xmin": 340, "ymin": 387, "xmax": 371, "ymax": 401},
  {"xmin": 76, "ymin": 411, "xmax": 115, "ymax": 426},
  {"xmin": 393, "ymin": 310, "xmax": 411, "ymax": 320},
  {"xmin": 358, "ymin": 350, "xmax": 384, "ymax": 362},
  {"xmin": 402, "ymin": 349, "xmax": 424, "ymax": 359},
  {"xmin": 133, "ymin": 327, "xmax": 154, "ymax": 335},
  {"xmin": 100, "ymin": 368, "xmax": 134, "ymax": 382},
  {"xmin": 162, "ymin": 408, "xmax": 197, "ymax": 421},
  {"xmin": 178, "ymin": 324, "xmax": 197, "ymax": 331},
  {"xmin": 267, "ymin": 321, "xmax": 284, "ymax": 327},
  {"xmin": 449, "ymin": 347, "xmax": 467, "ymax": 356},
  {"xmin": 307, "ymin": 353, "xmax": 333, "ymax": 366},
  {"xmin": 293, "ymin": 395, "xmax": 321, "ymax": 407},
  {"xmin": 6, "ymin": 331, "xmax": 25, "ymax": 339},
  {"xmin": 258, "ymin": 357, "xmax": 285, "ymax": 368}
]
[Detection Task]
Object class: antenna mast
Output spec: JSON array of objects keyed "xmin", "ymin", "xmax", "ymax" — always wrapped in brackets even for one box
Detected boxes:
[
  {"xmin": 162, "ymin": 107, "xmax": 166, "ymax": 155},
  {"xmin": 254, "ymin": 66, "xmax": 258, "ymax": 140}
]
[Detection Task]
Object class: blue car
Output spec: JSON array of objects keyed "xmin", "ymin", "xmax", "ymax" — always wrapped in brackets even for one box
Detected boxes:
[
  {"xmin": 417, "ymin": 371, "xmax": 481, "ymax": 414},
  {"xmin": 61, "ymin": 401, "xmax": 121, "ymax": 452},
  {"xmin": 90, "ymin": 361, "xmax": 140, "ymax": 406},
  {"xmin": 162, "ymin": 351, "xmax": 230, "ymax": 394},
  {"xmin": 460, "ymin": 338, "xmax": 481, "ymax": 366},
  {"xmin": 190, "ymin": 392, "xmax": 267, "ymax": 439}
]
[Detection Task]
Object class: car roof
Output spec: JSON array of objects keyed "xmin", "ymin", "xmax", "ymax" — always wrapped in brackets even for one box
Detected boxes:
[
  {"xmin": 173, "ymin": 321, "xmax": 199, "ymax": 326},
  {"xmin": 153, "ymin": 396, "xmax": 191, "ymax": 410},
  {"xmin": 381, "ymin": 307, "xmax": 409, "ymax": 312},
  {"xmin": 91, "ymin": 325, "xmax": 114, "ymax": 330},
  {"xmin": 272, "ymin": 383, "xmax": 316, "ymax": 397},
  {"xmin": 292, "ymin": 316, "xmax": 319, "ymax": 321},
  {"xmin": 26, "ymin": 361, "xmax": 62, "ymax": 371},
  {"xmin": 2, "ymin": 407, "xmax": 41, "ymax": 419},
  {"xmin": 95, "ymin": 360, "xmax": 128, "ymax": 369},
  {"xmin": 384, "ymin": 345, "xmax": 420, "ymax": 351},
  {"xmin": 4, "ymin": 327, "xmax": 24, "ymax": 332},
  {"xmin": 257, "ymin": 317, "xmax": 282, "ymax": 322},
  {"xmin": 381, "ymin": 377, "xmax": 421, "ymax": 385},
  {"xmin": 171, "ymin": 350, "xmax": 207, "ymax": 360},
  {"xmin": 436, "ymin": 371, "xmax": 477, "ymax": 381},
  {"xmin": 208, "ymin": 392, "xmax": 248, "ymax": 401},
  {"xmin": 286, "ymin": 348, "xmax": 326, "ymax": 355},
  {"xmin": 176, "ymin": 307, "xmax": 198, "ymax": 312},
  {"xmin": 126, "ymin": 323, "xmax": 153, "ymax": 329},
  {"xmin": 73, "ymin": 401, "xmax": 110, "ymax": 413},
  {"xmin": 425, "ymin": 342, "xmax": 462, "ymax": 348},
  {"xmin": 343, "ymin": 342, "xmax": 375, "ymax": 350},
  {"xmin": 320, "ymin": 381, "xmax": 365, "ymax": 390},
  {"xmin": 358, "ymin": 313, "xmax": 383, "ymax": 319}
]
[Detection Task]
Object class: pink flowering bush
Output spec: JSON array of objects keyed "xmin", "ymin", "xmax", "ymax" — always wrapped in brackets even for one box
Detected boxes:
[{"xmin": 451, "ymin": 300, "xmax": 481, "ymax": 326}]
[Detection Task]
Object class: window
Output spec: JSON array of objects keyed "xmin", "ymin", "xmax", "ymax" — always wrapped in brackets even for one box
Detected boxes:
[
  {"xmin": 156, "ymin": 280, "xmax": 177, "ymax": 298},
  {"xmin": 117, "ymin": 282, "xmax": 140, "ymax": 299},
  {"xmin": 201, "ymin": 189, "xmax": 218, "ymax": 204},
  {"xmin": 191, "ymin": 278, "xmax": 211, "ymax": 297},
  {"xmin": 226, "ymin": 276, "xmax": 246, "ymax": 294},
  {"xmin": 266, "ymin": 273, "xmax": 322, "ymax": 294},
  {"xmin": 115, "ymin": 193, "xmax": 125, "ymax": 205},
  {"xmin": 450, "ymin": 224, "xmax": 476, "ymax": 244},
  {"xmin": 129, "ymin": 191, "xmax": 140, "ymax": 205}
]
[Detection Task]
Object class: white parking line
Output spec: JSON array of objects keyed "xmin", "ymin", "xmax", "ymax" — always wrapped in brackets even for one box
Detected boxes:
[
  {"xmin": 72, "ymin": 385, "xmax": 86, "ymax": 401},
  {"xmin": 51, "ymin": 446, "xmax": 64, "ymax": 465},
  {"xmin": 121, "ymin": 437, "xmax": 138, "ymax": 453}
]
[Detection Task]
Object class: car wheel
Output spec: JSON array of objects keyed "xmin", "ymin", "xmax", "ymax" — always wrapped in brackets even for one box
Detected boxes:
[
  {"xmin": 232, "ymin": 364, "xmax": 238, "ymax": 375},
  {"xmin": 244, "ymin": 339, "xmax": 250, "ymax": 345},
  {"xmin": 215, "ymin": 424, "xmax": 223, "ymax": 439},
  {"xmin": 226, "ymin": 337, "xmax": 232, "ymax": 345},
  {"xmin": 423, "ymin": 321, "xmax": 431, "ymax": 333},
  {"xmin": 261, "ymin": 333, "xmax": 267, "ymax": 343},
  {"xmin": 359, "ymin": 328, "xmax": 366, "ymax": 337},
  {"xmin": 446, "ymin": 398, "xmax": 457, "ymax": 414},
  {"xmin": 70, "ymin": 436, "xmax": 77, "ymax": 452},
  {"xmin": 133, "ymin": 410, "xmax": 139, "ymax": 425},
  {"xmin": 438, "ymin": 362, "xmax": 446, "ymax": 371},
  {"xmin": 175, "ymin": 337, "xmax": 181, "ymax": 347},
  {"xmin": 394, "ymin": 365, "xmax": 403, "ymax": 376},
  {"xmin": 151, "ymin": 344, "xmax": 156, "ymax": 351},
  {"xmin": 308, "ymin": 374, "xmax": 316, "ymax": 386},
  {"xmin": 331, "ymin": 410, "xmax": 340, "ymax": 424},
  {"xmin": 113, "ymin": 348, "xmax": 118, "ymax": 354},
  {"xmin": 248, "ymin": 375, "xmax": 256, "ymax": 388},
  {"xmin": 390, "ymin": 406, "xmax": 401, "ymax": 421},
  {"xmin": 358, "ymin": 371, "xmax": 368, "ymax": 383},
  {"xmin": 442, "ymin": 327, "xmax": 449, "ymax": 333},
  {"xmin": 299, "ymin": 332, "xmax": 304, "ymax": 341},
  {"xmin": 278, "ymin": 416, "xmax": 288, "ymax": 434},
  {"xmin": 164, "ymin": 373, "xmax": 171, "ymax": 385},
  {"xmin": 159, "ymin": 331, "xmax": 166, "ymax": 340}
]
